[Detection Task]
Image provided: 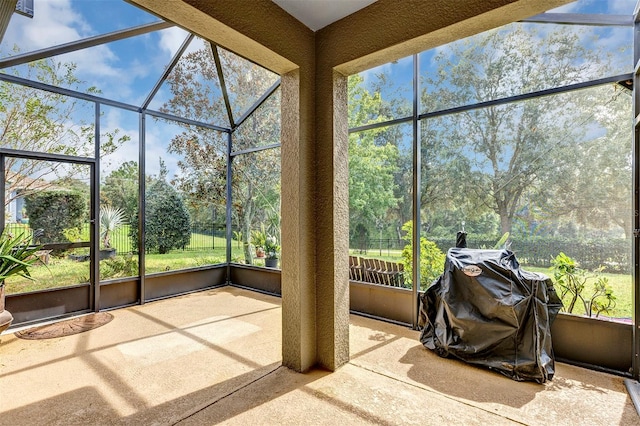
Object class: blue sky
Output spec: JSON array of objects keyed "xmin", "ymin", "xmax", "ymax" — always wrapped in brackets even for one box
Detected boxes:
[
  {"xmin": 0, "ymin": 0, "xmax": 283, "ymax": 179},
  {"xmin": 0, "ymin": 1, "xmax": 236, "ymax": 178},
  {"xmin": 0, "ymin": 0, "xmax": 637, "ymax": 178},
  {"xmin": 357, "ymin": 0, "xmax": 634, "ymax": 122},
  {"xmin": 1, "ymin": 0, "xmax": 184, "ymax": 104}
]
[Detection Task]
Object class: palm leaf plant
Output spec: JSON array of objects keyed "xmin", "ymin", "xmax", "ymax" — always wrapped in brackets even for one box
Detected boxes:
[
  {"xmin": 100, "ymin": 206, "xmax": 127, "ymax": 249},
  {"xmin": 0, "ymin": 230, "xmax": 42, "ymax": 282},
  {"xmin": 0, "ymin": 229, "xmax": 41, "ymax": 332}
]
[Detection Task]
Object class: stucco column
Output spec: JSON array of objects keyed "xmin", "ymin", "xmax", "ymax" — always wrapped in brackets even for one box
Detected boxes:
[
  {"xmin": 131, "ymin": 0, "xmax": 565, "ymax": 375},
  {"xmin": 281, "ymin": 69, "xmax": 318, "ymax": 372},
  {"xmin": 314, "ymin": 69, "xmax": 350, "ymax": 370}
]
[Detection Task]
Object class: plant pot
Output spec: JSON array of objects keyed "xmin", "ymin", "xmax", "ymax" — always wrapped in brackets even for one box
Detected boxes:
[
  {"xmin": 0, "ymin": 282, "xmax": 13, "ymax": 334},
  {"xmin": 256, "ymin": 247, "xmax": 265, "ymax": 258},
  {"xmin": 68, "ymin": 254, "xmax": 90, "ymax": 262},
  {"xmin": 265, "ymin": 258, "xmax": 278, "ymax": 268},
  {"xmin": 100, "ymin": 248, "xmax": 117, "ymax": 260}
]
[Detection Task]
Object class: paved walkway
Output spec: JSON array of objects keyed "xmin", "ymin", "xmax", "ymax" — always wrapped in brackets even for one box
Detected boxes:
[{"xmin": 1, "ymin": 286, "xmax": 638, "ymax": 425}]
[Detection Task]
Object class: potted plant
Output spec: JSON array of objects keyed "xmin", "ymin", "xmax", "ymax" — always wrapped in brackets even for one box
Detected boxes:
[
  {"xmin": 0, "ymin": 230, "xmax": 42, "ymax": 333},
  {"xmin": 100, "ymin": 206, "xmax": 126, "ymax": 260},
  {"xmin": 251, "ymin": 228, "xmax": 267, "ymax": 258},
  {"xmin": 264, "ymin": 234, "xmax": 280, "ymax": 268}
]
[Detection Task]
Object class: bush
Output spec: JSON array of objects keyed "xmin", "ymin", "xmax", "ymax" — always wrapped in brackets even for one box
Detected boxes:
[
  {"xmin": 25, "ymin": 191, "xmax": 86, "ymax": 244},
  {"xmin": 101, "ymin": 254, "xmax": 138, "ymax": 279},
  {"xmin": 429, "ymin": 235, "xmax": 631, "ymax": 273},
  {"xmin": 552, "ymin": 252, "xmax": 616, "ymax": 317},
  {"xmin": 400, "ymin": 221, "xmax": 445, "ymax": 291},
  {"xmin": 130, "ymin": 178, "xmax": 191, "ymax": 254}
]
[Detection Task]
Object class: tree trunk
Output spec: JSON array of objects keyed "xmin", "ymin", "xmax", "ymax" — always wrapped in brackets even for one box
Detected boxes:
[
  {"xmin": 497, "ymin": 203, "xmax": 512, "ymax": 235},
  {"xmin": 241, "ymin": 200, "xmax": 253, "ymax": 264}
]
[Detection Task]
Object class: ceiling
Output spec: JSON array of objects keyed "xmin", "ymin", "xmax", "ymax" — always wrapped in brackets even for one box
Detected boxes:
[{"xmin": 271, "ymin": 0, "xmax": 377, "ymax": 31}]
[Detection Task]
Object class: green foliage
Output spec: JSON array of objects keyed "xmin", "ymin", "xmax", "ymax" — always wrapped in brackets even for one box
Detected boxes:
[
  {"xmin": 159, "ymin": 46, "xmax": 281, "ymax": 266},
  {"xmin": 428, "ymin": 235, "xmax": 631, "ymax": 273},
  {"xmin": 264, "ymin": 235, "xmax": 280, "ymax": 260},
  {"xmin": 25, "ymin": 191, "xmax": 86, "ymax": 244},
  {"xmin": 101, "ymin": 161, "xmax": 138, "ymax": 223},
  {"xmin": 62, "ymin": 227, "xmax": 82, "ymax": 242},
  {"xmin": 129, "ymin": 162, "xmax": 191, "ymax": 255},
  {"xmin": 351, "ymin": 223, "xmax": 370, "ymax": 254},
  {"xmin": 100, "ymin": 255, "xmax": 138, "ymax": 280},
  {"xmin": 0, "ymin": 54, "xmax": 129, "ymax": 212},
  {"xmin": 415, "ymin": 25, "xmax": 631, "ymax": 238},
  {"xmin": 493, "ymin": 232, "xmax": 510, "ymax": 249},
  {"xmin": 250, "ymin": 225, "xmax": 279, "ymax": 259},
  {"xmin": 552, "ymin": 252, "xmax": 616, "ymax": 317},
  {"xmin": 142, "ymin": 174, "xmax": 191, "ymax": 255},
  {"xmin": 233, "ymin": 230, "xmax": 243, "ymax": 248},
  {"xmin": 400, "ymin": 221, "xmax": 445, "ymax": 291},
  {"xmin": 348, "ymin": 75, "xmax": 400, "ymax": 239},
  {"xmin": 0, "ymin": 230, "xmax": 42, "ymax": 282},
  {"xmin": 250, "ymin": 228, "xmax": 267, "ymax": 250}
]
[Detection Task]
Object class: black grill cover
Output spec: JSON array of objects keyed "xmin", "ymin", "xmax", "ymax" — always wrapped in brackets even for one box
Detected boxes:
[{"xmin": 418, "ymin": 248, "xmax": 563, "ymax": 383}]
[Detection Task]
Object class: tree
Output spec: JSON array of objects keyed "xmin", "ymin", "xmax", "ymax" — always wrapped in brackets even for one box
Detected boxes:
[
  {"xmin": 421, "ymin": 25, "xmax": 628, "ymax": 236},
  {"xmin": 159, "ymin": 43, "xmax": 280, "ymax": 263},
  {"xmin": 101, "ymin": 161, "xmax": 139, "ymax": 223},
  {"xmin": 0, "ymin": 53, "xmax": 129, "ymax": 210},
  {"xmin": 131, "ymin": 160, "xmax": 191, "ymax": 254},
  {"xmin": 24, "ymin": 191, "xmax": 87, "ymax": 244},
  {"xmin": 534, "ymin": 86, "xmax": 632, "ymax": 238},
  {"xmin": 348, "ymin": 74, "xmax": 400, "ymax": 242},
  {"xmin": 400, "ymin": 220, "xmax": 445, "ymax": 290}
]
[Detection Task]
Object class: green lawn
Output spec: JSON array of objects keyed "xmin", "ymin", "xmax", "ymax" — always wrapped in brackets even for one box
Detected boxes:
[
  {"xmin": 349, "ymin": 249, "xmax": 403, "ymax": 263},
  {"xmin": 525, "ymin": 266, "xmax": 631, "ymax": 320},
  {"xmin": 5, "ymin": 243, "xmax": 634, "ymax": 319},
  {"xmin": 4, "ymin": 235, "xmax": 244, "ymax": 294},
  {"xmin": 350, "ymin": 252, "xmax": 633, "ymax": 319}
]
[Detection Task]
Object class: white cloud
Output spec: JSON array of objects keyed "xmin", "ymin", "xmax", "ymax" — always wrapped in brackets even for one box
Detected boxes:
[
  {"xmin": 158, "ymin": 26, "xmax": 190, "ymax": 55},
  {"xmin": 2, "ymin": 0, "xmax": 120, "ymax": 85},
  {"xmin": 610, "ymin": 0, "xmax": 637, "ymax": 14},
  {"xmin": 3, "ymin": 0, "xmax": 90, "ymax": 52},
  {"xmin": 1, "ymin": 1, "xmax": 185, "ymax": 107},
  {"xmin": 548, "ymin": 0, "xmax": 635, "ymax": 14}
]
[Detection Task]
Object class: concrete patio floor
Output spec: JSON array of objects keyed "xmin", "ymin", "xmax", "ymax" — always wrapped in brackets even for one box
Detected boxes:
[{"xmin": 0, "ymin": 286, "xmax": 638, "ymax": 425}]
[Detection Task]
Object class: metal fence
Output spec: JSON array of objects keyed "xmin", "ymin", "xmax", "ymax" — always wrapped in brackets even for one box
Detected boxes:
[
  {"xmin": 3, "ymin": 222, "xmax": 226, "ymax": 254},
  {"xmin": 350, "ymin": 236, "xmax": 631, "ymax": 273},
  {"xmin": 8, "ymin": 220, "xmax": 630, "ymax": 272},
  {"xmin": 350, "ymin": 238, "xmax": 406, "ymax": 256}
]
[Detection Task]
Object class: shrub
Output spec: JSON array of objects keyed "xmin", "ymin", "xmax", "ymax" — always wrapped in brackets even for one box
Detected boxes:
[
  {"xmin": 100, "ymin": 254, "xmax": 138, "ymax": 279},
  {"xmin": 25, "ymin": 191, "xmax": 86, "ymax": 244},
  {"xmin": 429, "ymin": 236, "xmax": 631, "ymax": 273},
  {"xmin": 551, "ymin": 252, "xmax": 616, "ymax": 317},
  {"xmin": 251, "ymin": 225, "xmax": 280, "ymax": 260},
  {"xmin": 130, "ymin": 178, "xmax": 191, "ymax": 254},
  {"xmin": 400, "ymin": 220, "xmax": 445, "ymax": 291}
]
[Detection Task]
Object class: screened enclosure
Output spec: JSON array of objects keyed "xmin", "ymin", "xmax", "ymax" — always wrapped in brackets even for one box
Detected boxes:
[
  {"xmin": 0, "ymin": 1, "xmax": 281, "ymax": 317},
  {"xmin": 1, "ymin": 0, "xmax": 640, "ymax": 378},
  {"xmin": 347, "ymin": 0, "xmax": 638, "ymax": 374}
]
